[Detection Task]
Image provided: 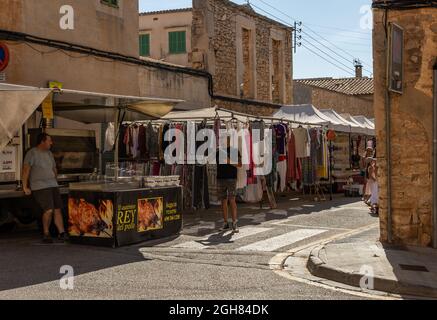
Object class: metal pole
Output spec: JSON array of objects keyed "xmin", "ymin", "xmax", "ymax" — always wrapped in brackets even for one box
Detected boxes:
[
  {"xmin": 114, "ymin": 108, "xmax": 120, "ymax": 181},
  {"xmin": 433, "ymin": 60, "xmax": 437, "ymax": 248},
  {"xmin": 329, "ymin": 140, "xmax": 333, "ymax": 201}
]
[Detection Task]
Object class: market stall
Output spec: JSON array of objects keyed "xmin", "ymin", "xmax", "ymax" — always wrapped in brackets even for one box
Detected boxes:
[
  {"xmin": 159, "ymin": 106, "xmax": 327, "ymax": 208},
  {"xmin": 272, "ymin": 104, "xmax": 376, "ymax": 197},
  {"xmin": 48, "ymin": 89, "xmax": 184, "ymax": 247},
  {"xmin": 68, "ymin": 180, "xmax": 182, "ymax": 247}
]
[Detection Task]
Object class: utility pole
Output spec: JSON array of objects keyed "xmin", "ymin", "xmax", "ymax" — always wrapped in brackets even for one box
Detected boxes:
[{"xmin": 293, "ymin": 21, "xmax": 302, "ymax": 54}]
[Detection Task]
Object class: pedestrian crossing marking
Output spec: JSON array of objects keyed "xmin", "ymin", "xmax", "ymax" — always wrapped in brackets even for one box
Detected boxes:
[
  {"xmin": 236, "ymin": 229, "xmax": 328, "ymax": 252},
  {"xmin": 174, "ymin": 227, "xmax": 272, "ymax": 250}
]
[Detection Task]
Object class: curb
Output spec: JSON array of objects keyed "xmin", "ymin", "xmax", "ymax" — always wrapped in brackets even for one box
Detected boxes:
[{"xmin": 307, "ymin": 245, "xmax": 437, "ymax": 299}]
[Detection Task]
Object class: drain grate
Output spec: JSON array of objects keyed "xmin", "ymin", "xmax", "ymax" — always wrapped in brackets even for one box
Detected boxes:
[{"xmin": 399, "ymin": 264, "xmax": 429, "ymax": 272}]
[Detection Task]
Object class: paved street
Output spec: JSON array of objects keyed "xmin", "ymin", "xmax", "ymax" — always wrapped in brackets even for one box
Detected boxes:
[{"xmin": 0, "ymin": 195, "xmax": 382, "ymax": 300}]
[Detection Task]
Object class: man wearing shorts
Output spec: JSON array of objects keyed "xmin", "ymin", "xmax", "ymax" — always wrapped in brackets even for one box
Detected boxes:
[
  {"xmin": 216, "ymin": 138, "xmax": 241, "ymax": 232},
  {"xmin": 22, "ymin": 133, "xmax": 68, "ymax": 244}
]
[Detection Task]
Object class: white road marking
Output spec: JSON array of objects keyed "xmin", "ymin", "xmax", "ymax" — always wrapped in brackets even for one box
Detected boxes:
[
  {"xmin": 174, "ymin": 227, "xmax": 272, "ymax": 250},
  {"xmin": 237, "ymin": 229, "xmax": 328, "ymax": 252}
]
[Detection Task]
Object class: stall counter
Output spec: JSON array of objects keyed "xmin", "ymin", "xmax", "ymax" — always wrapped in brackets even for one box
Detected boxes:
[{"xmin": 68, "ymin": 183, "xmax": 182, "ymax": 247}]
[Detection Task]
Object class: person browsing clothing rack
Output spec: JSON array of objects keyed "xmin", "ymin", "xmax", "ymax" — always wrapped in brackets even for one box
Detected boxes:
[{"xmin": 216, "ymin": 136, "xmax": 242, "ymax": 233}]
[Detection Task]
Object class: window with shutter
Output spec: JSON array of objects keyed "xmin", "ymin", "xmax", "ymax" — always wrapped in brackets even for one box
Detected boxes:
[
  {"xmin": 139, "ymin": 34, "xmax": 150, "ymax": 57},
  {"xmin": 169, "ymin": 31, "xmax": 186, "ymax": 54},
  {"xmin": 101, "ymin": 0, "xmax": 119, "ymax": 8}
]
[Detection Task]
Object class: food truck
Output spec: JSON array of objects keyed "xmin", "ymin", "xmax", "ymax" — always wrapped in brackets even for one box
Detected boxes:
[{"xmin": 0, "ymin": 83, "xmax": 184, "ymax": 247}]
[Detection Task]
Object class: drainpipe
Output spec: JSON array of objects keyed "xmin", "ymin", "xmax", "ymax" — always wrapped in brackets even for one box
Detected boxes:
[
  {"xmin": 433, "ymin": 59, "xmax": 437, "ymax": 248},
  {"xmin": 384, "ymin": 10, "xmax": 393, "ymax": 243},
  {"xmin": 385, "ymin": 89, "xmax": 393, "ymax": 243}
]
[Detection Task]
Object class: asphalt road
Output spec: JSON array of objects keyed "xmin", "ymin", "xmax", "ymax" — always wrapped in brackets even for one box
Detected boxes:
[{"xmin": 0, "ymin": 195, "xmax": 379, "ymax": 300}]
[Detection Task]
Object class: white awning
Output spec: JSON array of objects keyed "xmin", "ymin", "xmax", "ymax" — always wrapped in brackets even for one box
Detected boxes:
[
  {"xmin": 320, "ymin": 109, "xmax": 369, "ymax": 134},
  {"xmin": 162, "ymin": 106, "xmax": 252, "ymax": 123},
  {"xmin": 273, "ymin": 104, "xmax": 332, "ymax": 126},
  {"xmin": 53, "ymin": 88, "xmax": 183, "ymax": 124},
  {"xmin": 341, "ymin": 113, "xmax": 375, "ymax": 136},
  {"xmin": 0, "ymin": 83, "xmax": 52, "ymax": 149}
]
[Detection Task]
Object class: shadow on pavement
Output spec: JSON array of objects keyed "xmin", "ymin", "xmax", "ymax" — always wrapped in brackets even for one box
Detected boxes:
[{"xmin": 0, "ymin": 230, "xmax": 149, "ymax": 292}]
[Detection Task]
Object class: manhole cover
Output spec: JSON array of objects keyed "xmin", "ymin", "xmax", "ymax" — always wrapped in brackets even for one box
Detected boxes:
[{"xmin": 399, "ymin": 264, "xmax": 429, "ymax": 272}]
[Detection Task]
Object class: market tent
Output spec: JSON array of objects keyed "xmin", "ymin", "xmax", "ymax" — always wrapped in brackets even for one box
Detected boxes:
[
  {"xmin": 52, "ymin": 88, "xmax": 183, "ymax": 124},
  {"xmin": 341, "ymin": 113, "xmax": 374, "ymax": 136},
  {"xmin": 161, "ymin": 106, "xmax": 252, "ymax": 123},
  {"xmin": 273, "ymin": 104, "xmax": 332, "ymax": 127},
  {"xmin": 0, "ymin": 83, "xmax": 52, "ymax": 150},
  {"xmin": 320, "ymin": 109, "xmax": 368, "ymax": 134},
  {"xmin": 352, "ymin": 115, "xmax": 375, "ymax": 131}
]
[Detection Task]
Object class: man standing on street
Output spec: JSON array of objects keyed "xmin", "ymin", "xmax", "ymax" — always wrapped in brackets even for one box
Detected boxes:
[
  {"xmin": 216, "ymin": 136, "xmax": 241, "ymax": 233},
  {"xmin": 22, "ymin": 133, "xmax": 68, "ymax": 244}
]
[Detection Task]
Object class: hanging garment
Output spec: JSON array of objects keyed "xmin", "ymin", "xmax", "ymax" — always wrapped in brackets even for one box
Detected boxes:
[
  {"xmin": 183, "ymin": 165, "xmax": 194, "ymax": 210},
  {"xmin": 192, "ymin": 165, "xmax": 210, "ymax": 210},
  {"xmin": 251, "ymin": 120, "xmax": 265, "ymax": 141},
  {"xmin": 161, "ymin": 123, "xmax": 171, "ymax": 160},
  {"xmin": 294, "ymin": 127, "xmax": 311, "ymax": 158},
  {"xmin": 151, "ymin": 161, "xmax": 161, "ymax": 176},
  {"xmin": 309, "ymin": 129, "xmax": 319, "ymax": 183},
  {"xmin": 266, "ymin": 125, "xmax": 277, "ymax": 189},
  {"xmin": 104, "ymin": 123, "xmax": 115, "ymax": 152},
  {"xmin": 276, "ymin": 157, "xmax": 287, "ymax": 192},
  {"xmin": 131, "ymin": 126, "xmax": 140, "ymax": 159},
  {"xmin": 316, "ymin": 132, "xmax": 329, "ymax": 179},
  {"xmin": 236, "ymin": 126, "xmax": 250, "ymax": 190},
  {"xmin": 274, "ymin": 124, "xmax": 287, "ymax": 155},
  {"xmin": 214, "ymin": 118, "xmax": 221, "ymax": 148},
  {"xmin": 242, "ymin": 177, "xmax": 263, "ymax": 203},
  {"xmin": 146, "ymin": 123, "xmax": 159, "ymax": 159},
  {"xmin": 286, "ymin": 129, "xmax": 297, "ymax": 183},
  {"xmin": 138, "ymin": 125, "xmax": 147, "ymax": 159},
  {"xmin": 123, "ymin": 126, "xmax": 131, "ymax": 157},
  {"xmin": 118, "ymin": 125, "xmax": 127, "ymax": 159}
]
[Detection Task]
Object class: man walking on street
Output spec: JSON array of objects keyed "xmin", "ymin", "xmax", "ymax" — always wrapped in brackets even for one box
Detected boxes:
[
  {"xmin": 22, "ymin": 133, "xmax": 68, "ymax": 244},
  {"xmin": 216, "ymin": 136, "xmax": 241, "ymax": 233}
]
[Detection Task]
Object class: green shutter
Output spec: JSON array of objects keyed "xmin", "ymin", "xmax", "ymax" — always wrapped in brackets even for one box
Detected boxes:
[
  {"xmin": 169, "ymin": 31, "xmax": 186, "ymax": 54},
  {"xmin": 139, "ymin": 34, "xmax": 150, "ymax": 57}
]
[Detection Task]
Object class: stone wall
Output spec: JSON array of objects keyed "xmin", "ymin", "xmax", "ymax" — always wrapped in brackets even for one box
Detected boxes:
[
  {"xmin": 213, "ymin": 99, "xmax": 280, "ymax": 117},
  {"xmin": 192, "ymin": 0, "xmax": 293, "ymax": 116},
  {"xmin": 294, "ymin": 82, "xmax": 374, "ymax": 117},
  {"xmin": 373, "ymin": 7, "xmax": 437, "ymax": 247}
]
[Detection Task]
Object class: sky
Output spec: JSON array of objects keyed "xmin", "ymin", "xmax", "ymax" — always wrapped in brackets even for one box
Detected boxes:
[{"xmin": 139, "ymin": 0, "xmax": 373, "ymax": 79}]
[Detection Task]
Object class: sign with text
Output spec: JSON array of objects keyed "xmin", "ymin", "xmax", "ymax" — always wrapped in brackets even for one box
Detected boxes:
[
  {"xmin": 0, "ymin": 146, "xmax": 16, "ymax": 173},
  {"xmin": 68, "ymin": 187, "xmax": 182, "ymax": 247},
  {"xmin": 42, "ymin": 92, "xmax": 54, "ymax": 120}
]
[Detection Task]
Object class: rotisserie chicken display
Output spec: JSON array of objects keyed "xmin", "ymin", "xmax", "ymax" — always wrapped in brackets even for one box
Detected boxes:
[
  {"xmin": 138, "ymin": 198, "xmax": 163, "ymax": 232},
  {"xmin": 68, "ymin": 198, "xmax": 113, "ymax": 237}
]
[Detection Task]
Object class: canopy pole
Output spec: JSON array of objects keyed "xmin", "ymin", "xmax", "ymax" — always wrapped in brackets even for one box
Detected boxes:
[{"xmin": 114, "ymin": 108, "xmax": 120, "ymax": 181}]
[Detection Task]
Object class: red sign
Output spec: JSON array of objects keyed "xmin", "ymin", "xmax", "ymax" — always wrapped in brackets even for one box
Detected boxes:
[{"xmin": 0, "ymin": 43, "xmax": 10, "ymax": 72}]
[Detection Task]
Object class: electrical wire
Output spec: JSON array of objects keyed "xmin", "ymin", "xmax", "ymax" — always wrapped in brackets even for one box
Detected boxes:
[
  {"xmin": 250, "ymin": 0, "xmax": 374, "ymax": 74},
  {"xmin": 301, "ymin": 44, "xmax": 355, "ymax": 76}
]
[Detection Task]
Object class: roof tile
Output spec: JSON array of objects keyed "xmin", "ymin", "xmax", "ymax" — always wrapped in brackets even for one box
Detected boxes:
[{"xmin": 295, "ymin": 77, "xmax": 374, "ymax": 96}]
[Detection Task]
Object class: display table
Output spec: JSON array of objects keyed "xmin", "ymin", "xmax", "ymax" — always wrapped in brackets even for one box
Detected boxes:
[{"xmin": 67, "ymin": 182, "xmax": 182, "ymax": 247}]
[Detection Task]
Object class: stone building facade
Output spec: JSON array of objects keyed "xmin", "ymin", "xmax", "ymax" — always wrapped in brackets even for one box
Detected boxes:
[
  {"xmin": 0, "ymin": 0, "xmax": 210, "ymax": 110},
  {"xmin": 139, "ymin": 9, "xmax": 193, "ymax": 66},
  {"xmin": 373, "ymin": 1, "xmax": 437, "ymax": 247},
  {"xmin": 140, "ymin": 0, "xmax": 294, "ymax": 115},
  {"xmin": 192, "ymin": 0, "xmax": 293, "ymax": 114},
  {"xmin": 294, "ymin": 77, "xmax": 374, "ymax": 118}
]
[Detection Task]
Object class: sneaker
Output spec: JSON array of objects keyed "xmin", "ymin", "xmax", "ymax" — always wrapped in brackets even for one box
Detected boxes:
[
  {"xmin": 232, "ymin": 221, "xmax": 239, "ymax": 233},
  {"xmin": 58, "ymin": 232, "xmax": 70, "ymax": 243},
  {"xmin": 220, "ymin": 222, "xmax": 230, "ymax": 231},
  {"xmin": 42, "ymin": 235, "xmax": 54, "ymax": 244}
]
